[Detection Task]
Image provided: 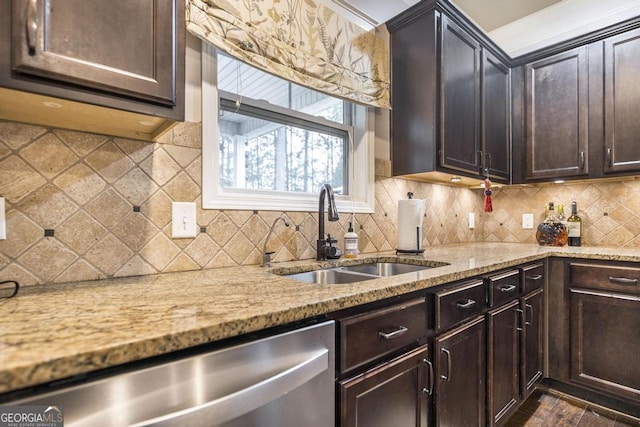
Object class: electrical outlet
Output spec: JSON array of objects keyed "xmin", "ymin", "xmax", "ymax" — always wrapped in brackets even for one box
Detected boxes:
[
  {"xmin": 468, "ymin": 212, "xmax": 475, "ymax": 229},
  {"xmin": 522, "ymin": 213, "xmax": 534, "ymax": 229},
  {"xmin": 172, "ymin": 202, "xmax": 197, "ymax": 238}
]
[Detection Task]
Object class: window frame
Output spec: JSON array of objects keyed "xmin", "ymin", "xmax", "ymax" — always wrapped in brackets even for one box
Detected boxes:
[{"xmin": 201, "ymin": 42, "xmax": 375, "ymax": 213}]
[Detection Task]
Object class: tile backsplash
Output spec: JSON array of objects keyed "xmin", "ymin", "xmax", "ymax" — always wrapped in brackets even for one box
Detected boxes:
[{"xmin": 1, "ymin": 119, "xmax": 639, "ymax": 286}]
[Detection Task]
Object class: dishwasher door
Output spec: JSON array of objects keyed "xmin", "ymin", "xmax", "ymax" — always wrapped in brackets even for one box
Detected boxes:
[{"xmin": 11, "ymin": 321, "xmax": 335, "ymax": 427}]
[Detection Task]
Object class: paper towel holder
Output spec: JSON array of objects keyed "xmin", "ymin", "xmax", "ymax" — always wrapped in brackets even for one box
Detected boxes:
[{"xmin": 396, "ymin": 226, "xmax": 425, "ymax": 255}]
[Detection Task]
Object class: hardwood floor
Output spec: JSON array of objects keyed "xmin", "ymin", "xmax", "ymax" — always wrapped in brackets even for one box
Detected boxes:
[{"xmin": 504, "ymin": 390, "xmax": 640, "ymax": 427}]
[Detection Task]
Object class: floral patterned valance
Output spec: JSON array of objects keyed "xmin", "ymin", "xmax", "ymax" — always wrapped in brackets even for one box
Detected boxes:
[{"xmin": 186, "ymin": 0, "xmax": 391, "ymax": 109}]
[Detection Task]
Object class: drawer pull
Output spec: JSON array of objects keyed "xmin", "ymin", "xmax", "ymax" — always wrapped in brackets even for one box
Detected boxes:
[
  {"xmin": 526, "ymin": 274, "xmax": 543, "ymax": 281},
  {"xmin": 499, "ymin": 284, "xmax": 517, "ymax": 293},
  {"xmin": 422, "ymin": 359, "xmax": 434, "ymax": 395},
  {"xmin": 378, "ymin": 326, "xmax": 408, "ymax": 340},
  {"xmin": 608, "ymin": 276, "xmax": 638, "ymax": 286},
  {"xmin": 441, "ymin": 348, "xmax": 452, "ymax": 381},
  {"xmin": 456, "ymin": 299, "xmax": 476, "ymax": 309}
]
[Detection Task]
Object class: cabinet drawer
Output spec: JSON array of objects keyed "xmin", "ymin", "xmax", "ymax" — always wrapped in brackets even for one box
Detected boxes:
[
  {"xmin": 570, "ymin": 262, "xmax": 640, "ymax": 295},
  {"xmin": 435, "ymin": 280, "xmax": 486, "ymax": 331},
  {"xmin": 339, "ymin": 298, "xmax": 427, "ymax": 374},
  {"xmin": 487, "ymin": 269, "xmax": 521, "ymax": 307},
  {"xmin": 522, "ymin": 263, "xmax": 544, "ymax": 294}
]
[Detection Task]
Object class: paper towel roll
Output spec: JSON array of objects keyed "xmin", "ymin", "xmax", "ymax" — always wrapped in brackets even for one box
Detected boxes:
[{"xmin": 397, "ymin": 199, "xmax": 426, "ymax": 250}]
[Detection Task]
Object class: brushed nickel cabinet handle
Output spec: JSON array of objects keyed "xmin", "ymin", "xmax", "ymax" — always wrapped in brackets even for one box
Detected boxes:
[
  {"xmin": 516, "ymin": 308, "xmax": 524, "ymax": 331},
  {"xmin": 525, "ymin": 303, "xmax": 533, "ymax": 326},
  {"xmin": 526, "ymin": 274, "xmax": 543, "ymax": 281},
  {"xmin": 378, "ymin": 326, "xmax": 408, "ymax": 340},
  {"xmin": 441, "ymin": 348, "xmax": 452, "ymax": 382},
  {"xmin": 423, "ymin": 359, "xmax": 434, "ymax": 395},
  {"xmin": 579, "ymin": 151, "xmax": 585, "ymax": 169},
  {"xmin": 456, "ymin": 299, "xmax": 476, "ymax": 309},
  {"xmin": 608, "ymin": 276, "xmax": 638, "ymax": 286},
  {"xmin": 26, "ymin": 0, "xmax": 38, "ymax": 55},
  {"xmin": 606, "ymin": 148, "xmax": 613, "ymax": 167},
  {"xmin": 499, "ymin": 284, "xmax": 517, "ymax": 292}
]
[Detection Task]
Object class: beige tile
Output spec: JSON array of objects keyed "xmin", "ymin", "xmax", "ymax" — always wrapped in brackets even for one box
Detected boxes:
[
  {"xmin": 242, "ymin": 215, "xmax": 269, "ymax": 246},
  {"xmin": 225, "ymin": 232, "xmax": 255, "ymax": 264},
  {"xmin": 164, "ymin": 253, "xmax": 200, "ymax": 273},
  {"xmin": 84, "ymin": 234, "xmax": 134, "ymax": 275},
  {"xmin": 0, "ymin": 210, "xmax": 42, "ymax": 258},
  {"xmin": 140, "ymin": 233, "xmax": 180, "ymax": 270},
  {"xmin": 85, "ymin": 141, "xmax": 135, "ymax": 183},
  {"xmin": 0, "ymin": 121, "xmax": 46, "ymax": 149},
  {"xmin": 113, "ymin": 138, "xmax": 156, "ymax": 164},
  {"xmin": 184, "ymin": 234, "xmax": 219, "ymax": 267},
  {"xmin": 114, "ymin": 255, "xmax": 157, "ymax": 277},
  {"xmin": 0, "ymin": 141, "xmax": 11, "ymax": 160},
  {"xmin": 85, "ymin": 189, "xmax": 132, "ymax": 230},
  {"xmin": 140, "ymin": 190, "xmax": 173, "ymax": 228},
  {"xmin": 111, "ymin": 213, "xmax": 159, "ymax": 252},
  {"xmin": 164, "ymin": 171, "xmax": 199, "ymax": 202},
  {"xmin": 139, "ymin": 148, "xmax": 182, "ymax": 186},
  {"xmin": 53, "ymin": 129, "xmax": 108, "ymax": 157},
  {"xmin": 185, "ymin": 156, "xmax": 202, "ymax": 187},
  {"xmin": 17, "ymin": 238, "xmax": 77, "ymax": 283},
  {"xmin": 205, "ymin": 250, "xmax": 237, "ymax": 269},
  {"xmin": 0, "ymin": 263, "xmax": 41, "ymax": 286},
  {"xmin": 19, "ymin": 133, "xmax": 77, "ymax": 179},
  {"xmin": 171, "ymin": 121, "xmax": 202, "ymax": 148},
  {"xmin": 113, "ymin": 168, "xmax": 159, "ymax": 206},
  {"xmin": 208, "ymin": 213, "xmax": 239, "ymax": 246},
  {"xmin": 54, "ymin": 259, "xmax": 104, "ymax": 283},
  {"xmin": 0, "ymin": 156, "xmax": 47, "ymax": 203},
  {"xmin": 53, "ymin": 163, "xmax": 107, "ymax": 205},
  {"xmin": 226, "ymin": 210, "xmax": 254, "ymax": 227},
  {"xmin": 56, "ymin": 211, "xmax": 107, "ymax": 254},
  {"xmin": 19, "ymin": 184, "xmax": 78, "ymax": 228},
  {"xmin": 163, "ymin": 144, "xmax": 201, "ymax": 167}
]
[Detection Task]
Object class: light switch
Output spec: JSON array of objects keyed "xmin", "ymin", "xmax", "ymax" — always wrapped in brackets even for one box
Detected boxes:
[
  {"xmin": 468, "ymin": 212, "xmax": 475, "ymax": 229},
  {"xmin": 522, "ymin": 213, "xmax": 534, "ymax": 229},
  {"xmin": 172, "ymin": 202, "xmax": 197, "ymax": 238},
  {"xmin": 0, "ymin": 197, "xmax": 6, "ymax": 240}
]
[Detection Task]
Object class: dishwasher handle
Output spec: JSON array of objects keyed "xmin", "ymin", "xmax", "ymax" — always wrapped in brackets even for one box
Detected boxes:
[{"xmin": 131, "ymin": 348, "xmax": 329, "ymax": 427}]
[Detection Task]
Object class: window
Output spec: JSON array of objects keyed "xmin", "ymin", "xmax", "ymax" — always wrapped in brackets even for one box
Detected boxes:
[{"xmin": 202, "ymin": 43, "xmax": 374, "ymax": 213}]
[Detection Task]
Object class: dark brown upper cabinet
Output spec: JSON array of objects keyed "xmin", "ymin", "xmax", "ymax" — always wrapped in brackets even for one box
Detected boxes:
[
  {"xmin": 0, "ymin": 0, "xmax": 185, "ymax": 140},
  {"xmin": 388, "ymin": 3, "xmax": 511, "ymax": 184},
  {"xmin": 523, "ymin": 47, "xmax": 589, "ymax": 181},
  {"xmin": 603, "ymin": 27, "xmax": 640, "ymax": 174}
]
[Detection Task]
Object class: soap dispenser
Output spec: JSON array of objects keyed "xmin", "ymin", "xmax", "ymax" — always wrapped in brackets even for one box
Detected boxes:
[{"xmin": 343, "ymin": 222, "xmax": 359, "ymax": 258}]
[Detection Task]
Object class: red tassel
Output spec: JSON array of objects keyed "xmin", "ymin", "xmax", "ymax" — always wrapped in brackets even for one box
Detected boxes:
[{"xmin": 483, "ymin": 179, "xmax": 493, "ymax": 213}]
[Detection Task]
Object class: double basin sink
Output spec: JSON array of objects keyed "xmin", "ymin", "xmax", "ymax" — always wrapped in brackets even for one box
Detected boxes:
[{"xmin": 279, "ymin": 261, "xmax": 449, "ymax": 285}]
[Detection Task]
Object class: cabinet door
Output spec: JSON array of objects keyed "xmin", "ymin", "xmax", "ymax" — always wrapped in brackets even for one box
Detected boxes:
[
  {"xmin": 487, "ymin": 300, "xmax": 520, "ymax": 426},
  {"xmin": 521, "ymin": 288, "xmax": 544, "ymax": 399},
  {"xmin": 604, "ymin": 28, "xmax": 640, "ymax": 173},
  {"xmin": 570, "ymin": 289, "xmax": 640, "ymax": 403},
  {"xmin": 440, "ymin": 15, "xmax": 482, "ymax": 175},
  {"xmin": 10, "ymin": 0, "xmax": 178, "ymax": 106},
  {"xmin": 482, "ymin": 51, "xmax": 511, "ymax": 181},
  {"xmin": 340, "ymin": 345, "xmax": 430, "ymax": 427},
  {"xmin": 434, "ymin": 316, "xmax": 485, "ymax": 427},
  {"xmin": 525, "ymin": 47, "xmax": 589, "ymax": 180}
]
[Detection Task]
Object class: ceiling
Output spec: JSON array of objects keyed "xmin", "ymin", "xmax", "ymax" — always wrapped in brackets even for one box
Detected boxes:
[{"xmin": 331, "ymin": 0, "xmax": 640, "ymax": 57}]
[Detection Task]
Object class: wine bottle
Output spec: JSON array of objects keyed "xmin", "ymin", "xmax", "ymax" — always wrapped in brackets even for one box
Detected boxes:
[
  {"xmin": 567, "ymin": 201, "xmax": 582, "ymax": 246},
  {"xmin": 536, "ymin": 202, "xmax": 568, "ymax": 246}
]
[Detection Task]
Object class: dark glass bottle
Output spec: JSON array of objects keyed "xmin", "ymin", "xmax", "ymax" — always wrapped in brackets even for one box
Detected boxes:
[
  {"xmin": 536, "ymin": 202, "xmax": 568, "ymax": 246},
  {"xmin": 567, "ymin": 201, "xmax": 582, "ymax": 246}
]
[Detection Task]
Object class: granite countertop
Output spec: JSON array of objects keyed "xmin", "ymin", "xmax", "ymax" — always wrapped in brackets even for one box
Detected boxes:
[{"xmin": 1, "ymin": 242, "xmax": 639, "ymax": 395}]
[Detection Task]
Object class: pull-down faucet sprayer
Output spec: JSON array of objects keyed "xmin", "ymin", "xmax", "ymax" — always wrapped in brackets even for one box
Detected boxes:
[{"xmin": 317, "ymin": 183, "xmax": 341, "ymax": 261}]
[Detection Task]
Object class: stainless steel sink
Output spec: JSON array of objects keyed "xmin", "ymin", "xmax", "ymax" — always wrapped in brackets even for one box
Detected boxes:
[
  {"xmin": 341, "ymin": 262, "xmax": 432, "ymax": 277},
  {"xmin": 284, "ymin": 269, "xmax": 376, "ymax": 284}
]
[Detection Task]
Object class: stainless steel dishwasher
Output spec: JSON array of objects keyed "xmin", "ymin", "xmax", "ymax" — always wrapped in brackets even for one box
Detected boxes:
[{"xmin": 10, "ymin": 321, "xmax": 335, "ymax": 427}]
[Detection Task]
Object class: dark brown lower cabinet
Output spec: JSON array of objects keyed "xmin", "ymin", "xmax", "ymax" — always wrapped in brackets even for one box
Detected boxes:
[
  {"xmin": 570, "ymin": 288, "xmax": 640, "ymax": 403},
  {"xmin": 339, "ymin": 345, "xmax": 430, "ymax": 427},
  {"xmin": 434, "ymin": 316, "xmax": 486, "ymax": 427},
  {"xmin": 487, "ymin": 300, "xmax": 520, "ymax": 426},
  {"xmin": 521, "ymin": 288, "xmax": 544, "ymax": 398}
]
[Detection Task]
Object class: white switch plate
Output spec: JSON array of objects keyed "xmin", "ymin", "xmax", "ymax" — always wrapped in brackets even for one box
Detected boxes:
[
  {"xmin": 172, "ymin": 202, "xmax": 197, "ymax": 238},
  {"xmin": 0, "ymin": 197, "xmax": 6, "ymax": 240},
  {"xmin": 522, "ymin": 213, "xmax": 534, "ymax": 229},
  {"xmin": 468, "ymin": 212, "xmax": 475, "ymax": 229}
]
